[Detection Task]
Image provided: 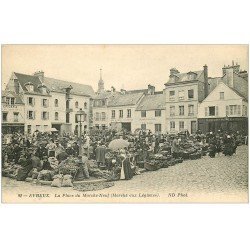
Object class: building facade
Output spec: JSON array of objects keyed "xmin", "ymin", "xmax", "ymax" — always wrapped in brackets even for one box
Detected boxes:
[
  {"xmin": 2, "ymin": 71, "xmax": 94, "ymax": 135},
  {"xmin": 198, "ymin": 82, "xmax": 248, "ymax": 133},
  {"xmin": 164, "ymin": 66, "xmax": 208, "ymax": 134}
]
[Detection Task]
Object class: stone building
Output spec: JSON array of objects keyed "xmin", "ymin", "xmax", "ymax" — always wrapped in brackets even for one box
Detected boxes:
[
  {"xmin": 134, "ymin": 85, "xmax": 166, "ymax": 134},
  {"xmin": 164, "ymin": 66, "xmax": 209, "ymax": 134},
  {"xmin": 2, "ymin": 71, "xmax": 94, "ymax": 134}
]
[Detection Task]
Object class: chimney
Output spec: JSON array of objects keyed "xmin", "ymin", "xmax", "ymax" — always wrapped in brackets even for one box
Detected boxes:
[
  {"xmin": 147, "ymin": 84, "xmax": 155, "ymax": 95},
  {"xmin": 14, "ymin": 78, "xmax": 20, "ymax": 94},
  {"xmin": 203, "ymin": 64, "xmax": 208, "ymax": 98},
  {"xmin": 170, "ymin": 68, "xmax": 179, "ymax": 76},
  {"xmin": 34, "ymin": 70, "xmax": 44, "ymax": 83},
  {"xmin": 120, "ymin": 89, "xmax": 126, "ymax": 95},
  {"xmin": 225, "ymin": 68, "xmax": 234, "ymax": 88}
]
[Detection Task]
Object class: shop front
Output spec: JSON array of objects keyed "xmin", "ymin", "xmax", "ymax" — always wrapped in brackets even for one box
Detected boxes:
[
  {"xmin": 198, "ymin": 117, "xmax": 248, "ymax": 134},
  {"xmin": 2, "ymin": 123, "xmax": 25, "ymax": 134}
]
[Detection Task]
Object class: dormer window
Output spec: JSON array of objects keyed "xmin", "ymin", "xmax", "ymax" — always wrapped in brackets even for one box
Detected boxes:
[
  {"xmin": 187, "ymin": 72, "xmax": 197, "ymax": 81},
  {"xmin": 25, "ymin": 82, "xmax": 34, "ymax": 92}
]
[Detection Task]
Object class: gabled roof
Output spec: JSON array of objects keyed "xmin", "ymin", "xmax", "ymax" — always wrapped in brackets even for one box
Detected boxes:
[
  {"xmin": 165, "ymin": 70, "xmax": 204, "ymax": 85},
  {"xmin": 43, "ymin": 77, "xmax": 94, "ymax": 97},
  {"xmin": 228, "ymin": 86, "xmax": 248, "ymax": 101},
  {"xmin": 208, "ymin": 77, "xmax": 222, "ymax": 93},
  {"xmin": 107, "ymin": 92, "xmax": 144, "ymax": 107},
  {"xmin": 136, "ymin": 93, "xmax": 165, "ymax": 111}
]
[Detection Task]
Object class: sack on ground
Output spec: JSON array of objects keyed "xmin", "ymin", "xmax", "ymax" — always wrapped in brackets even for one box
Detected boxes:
[{"xmin": 61, "ymin": 174, "xmax": 73, "ymax": 187}]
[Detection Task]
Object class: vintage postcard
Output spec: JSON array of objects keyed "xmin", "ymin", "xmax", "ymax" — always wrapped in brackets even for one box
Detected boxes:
[{"xmin": 1, "ymin": 44, "xmax": 248, "ymax": 203}]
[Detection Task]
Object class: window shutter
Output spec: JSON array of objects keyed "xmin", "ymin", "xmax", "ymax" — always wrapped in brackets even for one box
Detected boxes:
[
  {"xmin": 41, "ymin": 99, "xmax": 43, "ymax": 107},
  {"xmin": 237, "ymin": 105, "xmax": 241, "ymax": 115},
  {"xmin": 27, "ymin": 97, "xmax": 29, "ymax": 105},
  {"xmin": 47, "ymin": 99, "xmax": 49, "ymax": 107},
  {"xmin": 33, "ymin": 98, "xmax": 35, "ymax": 106},
  {"xmin": 48, "ymin": 112, "xmax": 49, "ymax": 119},
  {"xmin": 33, "ymin": 111, "xmax": 36, "ymax": 120},
  {"xmin": 226, "ymin": 106, "xmax": 229, "ymax": 116},
  {"xmin": 27, "ymin": 111, "xmax": 29, "ymax": 119},
  {"xmin": 205, "ymin": 107, "xmax": 208, "ymax": 116},
  {"xmin": 215, "ymin": 106, "xmax": 218, "ymax": 116}
]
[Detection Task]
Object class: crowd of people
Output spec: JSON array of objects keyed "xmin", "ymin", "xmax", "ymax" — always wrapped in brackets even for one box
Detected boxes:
[{"xmin": 1, "ymin": 128, "xmax": 248, "ymax": 186}]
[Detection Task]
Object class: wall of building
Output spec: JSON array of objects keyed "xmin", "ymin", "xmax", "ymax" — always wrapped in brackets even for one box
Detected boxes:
[
  {"xmin": 198, "ymin": 83, "xmax": 247, "ymax": 119},
  {"xmin": 24, "ymin": 93, "xmax": 51, "ymax": 133},
  {"xmin": 133, "ymin": 109, "xmax": 166, "ymax": 133},
  {"xmin": 165, "ymin": 82, "xmax": 199, "ymax": 133}
]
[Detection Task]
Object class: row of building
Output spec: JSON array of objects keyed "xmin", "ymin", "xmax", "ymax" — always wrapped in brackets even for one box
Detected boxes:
[{"xmin": 1, "ymin": 61, "xmax": 248, "ymax": 135}]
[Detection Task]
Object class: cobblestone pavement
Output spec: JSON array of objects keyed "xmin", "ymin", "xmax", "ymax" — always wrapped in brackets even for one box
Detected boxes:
[{"xmin": 2, "ymin": 145, "xmax": 248, "ymax": 203}]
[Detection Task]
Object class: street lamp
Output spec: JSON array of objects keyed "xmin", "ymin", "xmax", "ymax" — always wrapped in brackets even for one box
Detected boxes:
[{"xmin": 76, "ymin": 108, "xmax": 86, "ymax": 156}]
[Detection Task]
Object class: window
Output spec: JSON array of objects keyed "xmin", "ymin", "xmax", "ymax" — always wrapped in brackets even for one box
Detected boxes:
[
  {"xmin": 84, "ymin": 102, "xmax": 87, "ymax": 109},
  {"xmin": 27, "ymin": 125, "xmax": 32, "ymax": 134},
  {"xmin": 188, "ymin": 105, "xmax": 194, "ymax": 116},
  {"xmin": 66, "ymin": 113, "xmax": 70, "ymax": 123},
  {"xmin": 55, "ymin": 112, "xmax": 59, "ymax": 120},
  {"xmin": 179, "ymin": 121, "xmax": 184, "ymax": 131},
  {"xmin": 220, "ymin": 92, "xmax": 224, "ymax": 100},
  {"xmin": 227, "ymin": 105, "xmax": 240, "ymax": 116},
  {"xmin": 14, "ymin": 112, "xmax": 19, "ymax": 122},
  {"xmin": 188, "ymin": 89, "xmax": 194, "ymax": 99},
  {"xmin": 36, "ymin": 125, "xmax": 41, "ymax": 131},
  {"xmin": 170, "ymin": 106, "xmax": 175, "ymax": 116},
  {"xmin": 28, "ymin": 97, "xmax": 34, "ymax": 106},
  {"xmin": 42, "ymin": 99, "xmax": 48, "ymax": 107},
  {"xmin": 179, "ymin": 106, "xmax": 184, "ymax": 116},
  {"xmin": 101, "ymin": 112, "xmax": 106, "ymax": 121},
  {"xmin": 6, "ymin": 97, "xmax": 15, "ymax": 105},
  {"xmin": 95, "ymin": 112, "xmax": 100, "ymax": 121},
  {"xmin": 54, "ymin": 99, "xmax": 58, "ymax": 107},
  {"xmin": 119, "ymin": 110, "xmax": 123, "ymax": 118},
  {"xmin": 141, "ymin": 124, "xmax": 146, "ymax": 130},
  {"xmin": 75, "ymin": 101, "xmax": 79, "ymax": 108},
  {"xmin": 102, "ymin": 100, "xmax": 105, "ymax": 106},
  {"xmin": 155, "ymin": 110, "xmax": 161, "ymax": 117},
  {"xmin": 170, "ymin": 121, "xmax": 175, "ymax": 130},
  {"xmin": 178, "ymin": 90, "xmax": 185, "ymax": 100},
  {"xmin": 141, "ymin": 110, "xmax": 146, "ymax": 117},
  {"xmin": 155, "ymin": 124, "xmax": 162, "ymax": 133},
  {"xmin": 28, "ymin": 111, "xmax": 35, "ymax": 120},
  {"xmin": 208, "ymin": 106, "xmax": 218, "ymax": 116},
  {"xmin": 169, "ymin": 90, "xmax": 175, "ymax": 96},
  {"xmin": 127, "ymin": 109, "xmax": 131, "ymax": 118},
  {"xmin": 169, "ymin": 91, "xmax": 175, "ymax": 100},
  {"xmin": 2, "ymin": 112, "xmax": 8, "ymax": 122},
  {"xmin": 42, "ymin": 112, "xmax": 49, "ymax": 120},
  {"xmin": 111, "ymin": 110, "xmax": 115, "ymax": 119}
]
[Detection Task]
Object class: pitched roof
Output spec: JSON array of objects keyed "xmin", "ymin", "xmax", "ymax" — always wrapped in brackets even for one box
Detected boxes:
[
  {"xmin": 43, "ymin": 77, "xmax": 94, "ymax": 97},
  {"xmin": 136, "ymin": 93, "xmax": 165, "ymax": 111},
  {"xmin": 165, "ymin": 70, "xmax": 204, "ymax": 85},
  {"xmin": 14, "ymin": 72, "xmax": 43, "ymax": 94},
  {"xmin": 92, "ymin": 91, "xmax": 115, "ymax": 100},
  {"xmin": 208, "ymin": 77, "xmax": 222, "ymax": 93},
  {"xmin": 228, "ymin": 86, "xmax": 248, "ymax": 101},
  {"xmin": 107, "ymin": 92, "xmax": 144, "ymax": 107}
]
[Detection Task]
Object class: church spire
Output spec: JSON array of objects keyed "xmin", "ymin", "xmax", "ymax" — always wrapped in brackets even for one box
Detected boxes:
[{"xmin": 98, "ymin": 68, "xmax": 104, "ymax": 93}]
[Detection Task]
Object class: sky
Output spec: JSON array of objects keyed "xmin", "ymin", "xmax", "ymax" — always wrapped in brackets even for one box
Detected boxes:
[{"xmin": 2, "ymin": 45, "xmax": 248, "ymax": 92}]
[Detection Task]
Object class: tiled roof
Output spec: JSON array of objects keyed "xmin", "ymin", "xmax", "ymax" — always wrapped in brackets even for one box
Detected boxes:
[
  {"xmin": 229, "ymin": 86, "xmax": 248, "ymax": 101},
  {"xmin": 165, "ymin": 70, "xmax": 204, "ymax": 85},
  {"xmin": 208, "ymin": 77, "xmax": 222, "ymax": 93},
  {"xmin": 107, "ymin": 92, "xmax": 144, "ymax": 107},
  {"xmin": 92, "ymin": 91, "xmax": 115, "ymax": 100},
  {"xmin": 136, "ymin": 93, "xmax": 165, "ymax": 111},
  {"xmin": 43, "ymin": 77, "xmax": 94, "ymax": 97},
  {"xmin": 14, "ymin": 72, "xmax": 44, "ymax": 94}
]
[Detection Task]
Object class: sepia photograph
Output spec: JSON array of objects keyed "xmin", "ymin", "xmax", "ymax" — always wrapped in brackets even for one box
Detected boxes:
[{"xmin": 1, "ymin": 44, "xmax": 248, "ymax": 203}]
